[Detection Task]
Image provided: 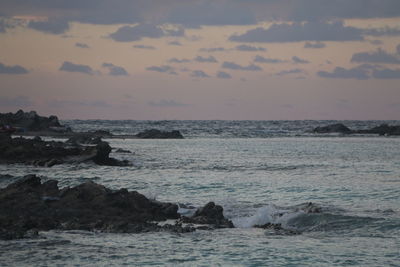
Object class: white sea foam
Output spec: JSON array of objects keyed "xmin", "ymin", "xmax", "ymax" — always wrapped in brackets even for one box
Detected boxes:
[{"xmin": 231, "ymin": 204, "xmax": 304, "ymax": 228}]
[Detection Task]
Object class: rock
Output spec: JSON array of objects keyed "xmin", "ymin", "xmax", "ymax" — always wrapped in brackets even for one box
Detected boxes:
[
  {"xmin": 136, "ymin": 129, "xmax": 184, "ymax": 139},
  {"xmin": 313, "ymin": 123, "xmax": 352, "ymax": 134},
  {"xmin": 180, "ymin": 202, "xmax": 234, "ymax": 228},
  {"xmin": 355, "ymin": 124, "xmax": 400, "ymax": 136},
  {"xmin": 92, "ymin": 141, "xmax": 131, "ymax": 166},
  {"xmin": 0, "ymin": 135, "xmax": 130, "ymax": 167},
  {"xmin": 0, "ymin": 175, "xmax": 185, "ymax": 239},
  {"xmin": 0, "ymin": 110, "xmax": 69, "ymax": 132},
  {"xmin": 295, "ymin": 202, "xmax": 322, "ymax": 213}
]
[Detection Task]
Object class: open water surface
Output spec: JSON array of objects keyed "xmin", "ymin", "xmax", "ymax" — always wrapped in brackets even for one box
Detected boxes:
[{"xmin": 0, "ymin": 120, "xmax": 399, "ymax": 266}]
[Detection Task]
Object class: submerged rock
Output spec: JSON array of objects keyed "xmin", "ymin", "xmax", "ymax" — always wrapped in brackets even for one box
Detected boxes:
[
  {"xmin": 313, "ymin": 123, "xmax": 351, "ymax": 134},
  {"xmin": 136, "ymin": 129, "xmax": 184, "ymax": 139},
  {"xmin": 254, "ymin": 223, "xmax": 301, "ymax": 235},
  {"xmin": 115, "ymin": 148, "xmax": 132, "ymax": 153},
  {"xmin": 0, "ymin": 176, "xmax": 233, "ymax": 239}
]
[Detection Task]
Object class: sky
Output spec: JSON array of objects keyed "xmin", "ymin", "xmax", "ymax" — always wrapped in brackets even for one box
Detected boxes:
[{"xmin": 1, "ymin": 0, "xmax": 400, "ymax": 120}]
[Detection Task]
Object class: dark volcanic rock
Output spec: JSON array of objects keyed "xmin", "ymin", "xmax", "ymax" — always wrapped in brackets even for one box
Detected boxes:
[
  {"xmin": 0, "ymin": 110, "xmax": 70, "ymax": 132},
  {"xmin": 0, "ymin": 175, "xmax": 185, "ymax": 239},
  {"xmin": 180, "ymin": 202, "xmax": 234, "ymax": 229},
  {"xmin": 313, "ymin": 123, "xmax": 352, "ymax": 134},
  {"xmin": 92, "ymin": 141, "xmax": 130, "ymax": 166},
  {"xmin": 0, "ymin": 135, "xmax": 130, "ymax": 167},
  {"xmin": 312, "ymin": 123, "xmax": 400, "ymax": 136},
  {"xmin": 136, "ymin": 129, "xmax": 184, "ymax": 139},
  {"xmin": 354, "ymin": 124, "xmax": 400, "ymax": 136}
]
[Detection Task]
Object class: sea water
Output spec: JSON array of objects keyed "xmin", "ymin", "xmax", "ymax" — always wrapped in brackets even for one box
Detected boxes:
[{"xmin": 0, "ymin": 121, "xmax": 399, "ymax": 266}]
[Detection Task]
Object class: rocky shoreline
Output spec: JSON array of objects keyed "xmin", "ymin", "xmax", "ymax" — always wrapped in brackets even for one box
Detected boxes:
[
  {"xmin": 0, "ymin": 133, "xmax": 130, "ymax": 167},
  {"xmin": 0, "ymin": 175, "xmax": 233, "ymax": 240},
  {"xmin": 313, "ymin": 123, "xmax": 400, "ymax": 135},
  {"xmin": 1, "ymin": 110, "xmax": 185, "ymax": 139}
]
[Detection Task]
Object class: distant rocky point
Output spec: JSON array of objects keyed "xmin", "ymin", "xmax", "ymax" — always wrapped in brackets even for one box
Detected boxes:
[
  {"xmin": 0, "ymin": 109, "xmax": 70, "ymax": 133},
  {"xmin": 313, "ymin": 123, "xmax": 352, "ymax": 134},
  {"xmin": 313, "ymin": 123, "xmax": 400, "ymax": 136},
  {"xmin": 135, "ymin": 129, "xmax": 184, "ymax": 139}
]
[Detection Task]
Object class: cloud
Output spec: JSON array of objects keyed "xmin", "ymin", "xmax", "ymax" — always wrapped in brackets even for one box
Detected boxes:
[
  {"xmin": 229, "ymin": 21, "xmax": 366, "ymax": 43},
  {"xmin": 372, "ymin": 68, "xmax": 400, "ymax": 79},
  {"xmin": 304, "ymin": 42, "xmax": 326, "ymax": 48},
  {"xmin": 284, "ymin": 0, "xmax": 400, "ymax": 21},
  {"xmin": 168, "ymin": 58, "xmax": 191, "ymax": 63},
  {"xmin": 199, "ymin": 47, "xmax": 227, "ymax": 52},
  {"xmin": 28, "ymin": 19, "xmax": 69, "ymax": 34},
  {"xmin": 168, "ymin": 41, "xmax": 182, "ymax": 46},
  {"xmin": 317, "ymin": 64, "xmax": 400, "ymax": 79},
  {"xmin": 230, "ymin": 21, "xmax": 400, "ymax": 44},
  {"xmin": 75, "ymin": 42, "xmax": 90, "ymax": 48},
  {"xmin": 351, "ymin": 48, "xmax": 400, "ymax": 64},
  {"xmin": 102, "ymin": 62, "xmax": 128, "ymax": 76},
  {"xmin": 363, "ymin": 27, "xmax": 400, "ymax": 37},
  {"xmin": 146, "ymin": 65, "xmax": 177, "ymax": 75},
  {"xmin": 0, "ymin": 96, "xmax": 33, "ymax": 107},
  {"xmin": 222, "ymin": 61, "xmax": 262, "ymax": 71},
  {"xmin": 317, "ymin": 65, "xmax": 370, "ymax": 80},
  {"xmin": 109, "ymin": 23, "xmax": 184, "ymax": 42},
  {"xmin": 2, "ymin": 0, "xmax": 400, "ymax": 30},
  {"xmin": 59, "ymin": 61, "xmax": 93, "ymax": 75},
  {"xmin": 191, "ymin": 70, "xmax": 210, "ymax": 78},
  {"xmin": 194, "ymin": 56, "xmax": 218, "ymax": 63},
  {"xmin": 148, "ymin": 99, "xmax": 188, "ymax": 107},
  {"xmin": 254, "ymin": 55, "xmax": 285, "ymax": 64},
  {"xmin": 292, "ymin": 56, "xmax": 310, "ymax": 64},
  {"xmin": 276, "ymin": 69, "xmax": 304, "ymax": 76},
  {"xmin": 216, "ymin": 71, "xmax": 232, "ymax": 79},
  {"xmin": 235, "ymin": 45, "xmax": 266, "ymax": 52},
  {"xmin": 369, "ymin": 40, "xmax": 383, "ymax": 45},
  {"xmin": 0, "ymin": 62, "xmax": 29, "ymax": 74},
  {"xmin": 133, "ymin": 44, "xmax": 156, "ymax": 50},
  {"xmin": 167, "ymin": 2, "xmax": 256, "ymax": 27}
]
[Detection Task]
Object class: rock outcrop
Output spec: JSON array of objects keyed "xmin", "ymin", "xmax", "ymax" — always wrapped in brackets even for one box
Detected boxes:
[
  {"xmin": 354, "ymin": 124, "xmax": 400, "ymax": 136},
  {"xmin": 136, "ymin": 129, "xmax": 184, "ymax": 139},
  {"xmin": 0, "ymin": 175, "xmax": 183, "ymax": 239},
  {"xmin": 313, "ymin": 123, "xmax": 400, "ymax": 136},
  {"xmin": 0, "ymin": 134, "xmax": 129, "ymax": 167},
  {"xmin": 0, "ymin": 110, "xmax": 70, "ymax": 133},
  {"xmin": 0, "ymin": 176, "xmax": 234, "ymax": 240},
  {"xmin": 180, "ymin": 202, "xmax": 234, "ymax": 229},
  {"xmin": 313, "ymin": 123, "xmax": 352, "ymax": 134}
]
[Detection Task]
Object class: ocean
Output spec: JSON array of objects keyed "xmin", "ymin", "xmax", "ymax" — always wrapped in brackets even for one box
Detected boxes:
[{"xmin": 1, "ymin": 120, "xmax": 399, "ymax": 266}]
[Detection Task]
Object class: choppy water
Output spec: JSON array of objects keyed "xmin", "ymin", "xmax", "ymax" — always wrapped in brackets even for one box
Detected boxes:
[{"xmin": 1, "ymin": 120, "xmax": 400, "ymax": 266}]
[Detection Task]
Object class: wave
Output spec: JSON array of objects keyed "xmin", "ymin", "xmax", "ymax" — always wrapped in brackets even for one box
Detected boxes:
[{"xmin": 230, "ymin": 202, "xmax": 391, "ymax": 234}]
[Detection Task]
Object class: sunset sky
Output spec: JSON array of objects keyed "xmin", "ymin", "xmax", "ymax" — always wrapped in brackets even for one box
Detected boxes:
[{"xmin": 1, "ymin": 0, "xmax": 400, "ymax": 120}]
